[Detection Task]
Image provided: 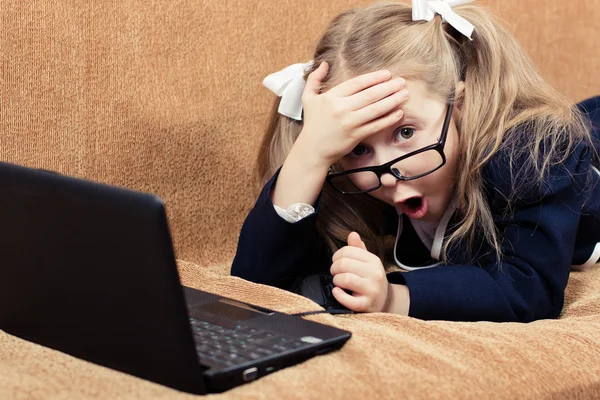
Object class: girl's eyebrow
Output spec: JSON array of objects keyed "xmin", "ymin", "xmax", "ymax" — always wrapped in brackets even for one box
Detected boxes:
[
  {"xmin": 398, "ymin": 113, "xmax": 424, "ymax": 127},
  {"xmin": 400, "ymin": 114, "xmax": 418, "ymax": 123}
]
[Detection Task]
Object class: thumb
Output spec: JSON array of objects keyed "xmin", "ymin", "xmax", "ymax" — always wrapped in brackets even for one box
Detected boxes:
[
  {"xmin": 303, "ymin": 61, "xmax": 328, "ymax": 98},
  {"xmin": 348, "ymin": 231, "xmax": 368, "ymax": 251}
]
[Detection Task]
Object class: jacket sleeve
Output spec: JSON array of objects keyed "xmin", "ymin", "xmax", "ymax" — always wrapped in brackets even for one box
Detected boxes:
[
  {"xmin": 230, "ymin": 167, "xmax": 331, "ymax": 290},
  {"xmin": 387, "ymin": 141, "xmax": 593, "ymax": 322}
]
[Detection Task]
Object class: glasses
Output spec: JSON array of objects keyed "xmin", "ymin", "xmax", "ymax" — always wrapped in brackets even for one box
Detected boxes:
[{"xmin": 326, "ymin": 102, "xmax": 453, "ymax": 194}]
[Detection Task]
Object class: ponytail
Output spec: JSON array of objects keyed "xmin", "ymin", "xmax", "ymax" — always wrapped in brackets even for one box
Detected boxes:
[{"xmin": 442, "ymin": 5, "xmax": 591, "ymax": 261}]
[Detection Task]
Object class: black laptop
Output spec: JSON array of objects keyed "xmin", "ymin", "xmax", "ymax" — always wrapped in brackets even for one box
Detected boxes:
[{"xmin": 0, "ymin": 161, "xmax": 351, "ymax": 394}]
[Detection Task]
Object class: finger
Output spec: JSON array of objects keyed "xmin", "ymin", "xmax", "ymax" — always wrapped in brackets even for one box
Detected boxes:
[
  {"xmin": 350, "ymin": 86, "xmax": 409, "ymax": 128},
  {"xmin": 346, "ymin": 77, "xmax": 406, "ymax": 111},
  {"xmin": 330, "ymin": 256, "xmax": 373, "ymax": 278},
  {"xmin": 332, "ymin": 272, "xmax": 365, "ymax": 293},
  {"xmin": 347, "ymin": 231, "xmax": 367, "ymax": 251},
  {"xmin": 303, "ymin": 61, "xmax": 329, "ymax": 98},
  {"xmin": 332, "ymin": 287, "xmax": 368, "ymax": 312},
  {"xmin": 331, "ymin": 245, "xmax": 373, "ymax": 265},
  {"xmin": 352, "ymin": 102, "xmax": 407, "ymax": 141},
  {"xmin": 329, "ymin": 69, "xmax": 392, "ymax": 98}
]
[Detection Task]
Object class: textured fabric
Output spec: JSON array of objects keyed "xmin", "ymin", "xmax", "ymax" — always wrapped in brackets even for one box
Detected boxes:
[
  {"xmin": 1, "ymin": 0, "xmax": 600, "ymax": 398},
  {"xmin": 2, "ymin": 260, "xmax": 600, "ymax": 399},
  {"xmin": 1, "ymin": 0, "xmax": 599, "ymax": 267}
]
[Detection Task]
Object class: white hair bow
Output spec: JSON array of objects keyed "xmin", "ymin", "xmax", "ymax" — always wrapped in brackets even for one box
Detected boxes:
[
  {"xmin": 262, "ymin": 61, "xmax": 314, "ymax": 121},
  {"xmin": 412, "ymin": 0, "xmax": 475, "ymax": 40}
]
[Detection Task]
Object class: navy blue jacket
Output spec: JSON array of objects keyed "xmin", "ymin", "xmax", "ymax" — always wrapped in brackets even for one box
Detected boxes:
[{"xmin": 231, "ymin": 97, "xmax": 600, "ymax": 322}]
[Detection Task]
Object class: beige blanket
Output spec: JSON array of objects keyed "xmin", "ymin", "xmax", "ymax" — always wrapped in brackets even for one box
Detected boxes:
[{"xmin": 2, "ymin": 261, "xmax": 599, "ymax": 399}]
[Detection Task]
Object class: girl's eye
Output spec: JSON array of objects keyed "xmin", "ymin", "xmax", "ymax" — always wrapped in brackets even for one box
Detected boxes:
[
  {"xmin": 349, "ymin": 145, "xmax": 368, "ymax": 157},
  {"xmin": 395, "ymin": 127, "xmax": 415, "ymax": 141}
]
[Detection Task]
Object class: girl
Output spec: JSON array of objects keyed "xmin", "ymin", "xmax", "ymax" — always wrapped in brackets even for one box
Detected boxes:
[{"xmin": 231, "ymin": 0, "xmax": 600, "ymax": 322}]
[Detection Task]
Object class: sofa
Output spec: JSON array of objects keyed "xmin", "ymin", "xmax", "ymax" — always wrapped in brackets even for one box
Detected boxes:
[{"xmin": 1, "ymin": 0, "xmax": 600, "ymax": 398}]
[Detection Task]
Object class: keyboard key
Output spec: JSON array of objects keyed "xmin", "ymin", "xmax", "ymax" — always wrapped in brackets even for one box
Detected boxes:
[
  {"xmin": 189, "ymin": 317, "xmax": 300, "ymax": 365},
  {"xmin": 246, "ymin": 352, "xmax": 262, "ymax": 360},
  {"xmin": 255, "ymin": 348, "xmax": 274, "ymax": 356}
]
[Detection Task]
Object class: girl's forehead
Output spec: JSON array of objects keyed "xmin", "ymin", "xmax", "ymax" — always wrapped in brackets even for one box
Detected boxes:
[{"xmin": 398, "ymin": 80, "xmax": 446, "ymax": 119}]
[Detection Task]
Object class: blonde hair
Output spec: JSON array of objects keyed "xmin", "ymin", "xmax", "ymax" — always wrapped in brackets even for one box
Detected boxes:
[{"xmin": 255, "ymin": 1, "xmax": 591, "ymax": 266}]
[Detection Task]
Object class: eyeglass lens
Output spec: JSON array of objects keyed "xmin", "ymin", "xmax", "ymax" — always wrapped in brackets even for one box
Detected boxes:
[{"xmin": 329, "ymin": 148, "xmax": 444, "ymax": 193}]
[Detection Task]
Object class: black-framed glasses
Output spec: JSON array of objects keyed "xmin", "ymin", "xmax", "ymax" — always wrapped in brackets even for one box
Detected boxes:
[{"xmin": 326, "ymin": 102, "xmax": 454, "ymax": 194}]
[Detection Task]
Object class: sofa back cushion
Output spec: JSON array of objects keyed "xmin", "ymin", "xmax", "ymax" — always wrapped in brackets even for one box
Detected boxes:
[{"xmin": 1, "ymin": 0, "xmax": 598, "ymax": 266}]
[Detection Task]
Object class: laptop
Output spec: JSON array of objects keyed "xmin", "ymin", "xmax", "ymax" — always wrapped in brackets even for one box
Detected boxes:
[{"xmin": 0, "ymin": 161, "xmax": 351, "ymax": 394}]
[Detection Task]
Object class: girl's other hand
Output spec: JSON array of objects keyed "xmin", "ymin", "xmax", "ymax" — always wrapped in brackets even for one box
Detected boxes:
[
  {"xmin": 297, "ymin": 61, "xmax": 410, "ymax": 166},
  {"xmin": 330, "ymin": 231, "xmax": 391, "ymax": 312}
]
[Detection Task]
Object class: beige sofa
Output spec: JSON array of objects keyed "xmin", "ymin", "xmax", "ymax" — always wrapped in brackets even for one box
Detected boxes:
[{"xmin": 2, "ymin": 0, "xmax": 600, "ymax": 398}]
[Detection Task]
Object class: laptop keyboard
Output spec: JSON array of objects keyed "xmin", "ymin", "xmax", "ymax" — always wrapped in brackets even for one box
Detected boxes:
[{"xmin": 189, "ymin": 317, "xmax": 307, "ymax": 367}]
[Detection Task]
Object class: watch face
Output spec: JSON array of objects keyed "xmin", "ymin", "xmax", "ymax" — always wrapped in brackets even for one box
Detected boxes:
[{"xmin": 288, "ymin": 203, "xmax": 315, "ymax": 220}]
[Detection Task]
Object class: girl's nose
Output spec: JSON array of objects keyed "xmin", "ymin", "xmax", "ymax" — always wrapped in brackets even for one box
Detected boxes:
[{"xmin": 380, "ymin": 172, "xmax": 398, "ymax": 187}]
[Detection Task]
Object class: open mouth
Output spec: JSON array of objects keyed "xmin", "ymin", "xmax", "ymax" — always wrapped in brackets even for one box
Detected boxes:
[
  {"xmin": 405, "ymin": 197, "xmax": 422, "ymax": 210},
  {"xmin": 398, "ymin": 196, "xmax": 428, "ymax": 219}
]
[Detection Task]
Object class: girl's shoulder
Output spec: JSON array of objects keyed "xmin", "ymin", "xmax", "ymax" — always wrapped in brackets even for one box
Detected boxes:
[{"xmin": 481, "ymin": 128, "xmax": 593, "ymax": 211}]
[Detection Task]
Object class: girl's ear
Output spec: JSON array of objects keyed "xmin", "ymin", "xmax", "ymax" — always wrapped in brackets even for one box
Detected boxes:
[{"xmin": 453, "ymin": 80, "xmax": 466, "ymax": 119}]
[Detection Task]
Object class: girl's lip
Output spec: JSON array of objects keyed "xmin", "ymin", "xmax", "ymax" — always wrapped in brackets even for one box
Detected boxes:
[{"xmin": 397, "ymin": 196, "xmax": 428, "ymax": 219}]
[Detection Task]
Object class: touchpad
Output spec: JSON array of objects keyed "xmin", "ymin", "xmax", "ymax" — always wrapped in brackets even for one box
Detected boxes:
[{"xmin": 192, "ymin": 298, "xmax": 274, "ymax": 321}]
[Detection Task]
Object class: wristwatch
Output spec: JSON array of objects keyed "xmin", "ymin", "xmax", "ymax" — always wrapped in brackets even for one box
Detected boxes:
[{"xmin": 273, "ymin": 202, "xmax": 315, "ymax": 223}]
